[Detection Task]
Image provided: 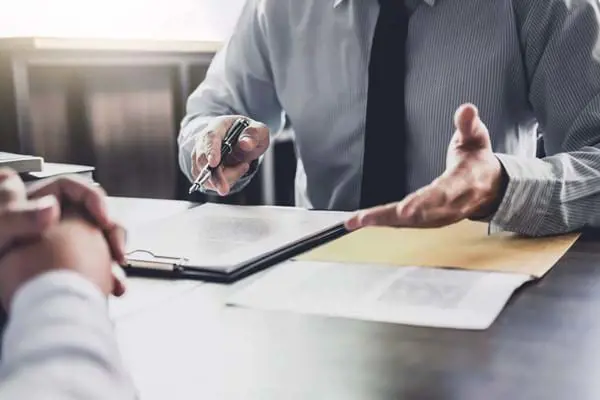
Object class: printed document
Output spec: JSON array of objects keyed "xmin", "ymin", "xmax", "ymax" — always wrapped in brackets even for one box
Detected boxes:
[
  {"xmin": 227, "ymin": 260, "xmax": 532, "ymax": 330},
  {"xmin": 125, "ymin": 204, "xmax": 350, "ymax": 271}
]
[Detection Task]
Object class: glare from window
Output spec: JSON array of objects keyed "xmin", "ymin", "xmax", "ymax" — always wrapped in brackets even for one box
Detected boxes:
[{"xmin": 0, "ymin": 0, "xmax": 244, "ymax": 40}]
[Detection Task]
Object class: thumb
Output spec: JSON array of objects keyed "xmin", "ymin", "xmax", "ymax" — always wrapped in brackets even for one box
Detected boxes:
[
  {"xmin": 453, "ymin": 104, "xmax": 492, "ymax": 150},
  {"xmin": 237, "ymin": 129, "xmax": 259, "ymax": 152},
  {"xmin": 453, "ymin": 103, "xmax": 489, "ymax": 147},
  {"xmin": 111, "ymin": 264, "xmax": 127, "ymax": 297}
]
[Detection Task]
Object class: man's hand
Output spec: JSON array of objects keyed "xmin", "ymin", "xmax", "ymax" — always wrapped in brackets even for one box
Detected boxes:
[
  {"xmin": 0, "ymin": 208, "xmax": 120, "ymax": 308},
  {"xmin": 0, "ymin": 169, "xmax": 127, "ymax": 301},
  {"xmin": 0, "ymin": 170, "xmax": 60, "ymax": 260},
  {"xmin": 192, "ymin": 115, "xmax": 269, "ymax": 195},
  {"xmin": 346, "ymin": 104, "xmax": 508, "ymax": 231},
  {"xmin": 26, "ymin": 175, "xmax": 127, "ymax": 266}
]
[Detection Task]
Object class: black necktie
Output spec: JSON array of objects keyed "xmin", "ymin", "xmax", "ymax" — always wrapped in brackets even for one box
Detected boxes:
[{"xmin": 359, "ymin": 0, "xmax": 410, "ymax": 209}]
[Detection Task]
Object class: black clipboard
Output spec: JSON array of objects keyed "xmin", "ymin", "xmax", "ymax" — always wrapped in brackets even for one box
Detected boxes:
[{"xmin": 123, "ymin": 223, "xmax": 347, "ymax": 283}]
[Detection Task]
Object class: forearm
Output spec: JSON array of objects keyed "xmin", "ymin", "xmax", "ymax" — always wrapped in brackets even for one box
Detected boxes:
[
  {"xmin": 492, "ymin": 148, "xmax": 600, "ymax": 236},
  {"xmin": 500, "ymin": 0, "xmax": 600, "ymax": 236},
  {"xmin": 0, "ymin": 271, "xmax": 137, "ymax": 399},
  {"xmin": 178, "ymin": 0, "xmax": 283, "ymax": 191}
]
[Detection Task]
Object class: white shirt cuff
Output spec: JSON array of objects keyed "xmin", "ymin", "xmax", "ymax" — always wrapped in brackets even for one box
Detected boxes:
[
  {"xmin": 10, "ymin": 270, "xmax": 106, "ymax": 317},
  {"xmin": 491, "ymin": 153, "xmax": 556, "ymax": 235}
]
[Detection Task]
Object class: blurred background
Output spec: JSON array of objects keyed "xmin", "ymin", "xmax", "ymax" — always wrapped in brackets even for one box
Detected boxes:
[{"xmin": 0, "ymin": 0, "xmax": 297, "ymax": 205}]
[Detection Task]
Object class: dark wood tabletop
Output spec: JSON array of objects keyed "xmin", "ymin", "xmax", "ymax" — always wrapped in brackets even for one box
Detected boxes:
[{"xmin": 108, "ymin": 197, "xmax": 600, "ymax": 400}]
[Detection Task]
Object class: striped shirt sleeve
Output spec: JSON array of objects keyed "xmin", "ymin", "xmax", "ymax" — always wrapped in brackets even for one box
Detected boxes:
[
  {"xmin": 491, "ymin": 0, "xmax": 600, "ymax": 236},
  {"xmin": 177, "ymin": 0, "xmax": 283, "ymax": 194}
]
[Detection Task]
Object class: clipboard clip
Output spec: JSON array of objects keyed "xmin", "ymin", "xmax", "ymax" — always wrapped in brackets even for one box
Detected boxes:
[{"xmin": 125, "ymin": 250, "xmax": 189, "ymax": 272}]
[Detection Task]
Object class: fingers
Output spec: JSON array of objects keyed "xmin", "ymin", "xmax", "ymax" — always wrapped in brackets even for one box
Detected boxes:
[
  {"xmin": 226, "ymin": 122, "xmax": 269, "ymax": 165},
  {"xmin": 195, "ymin": 117, "xmax": 237, "ymax": 170},
  {"xmin": 453, "ymin": 103, "xmax": 489, "ymax": 148},
  {"xmin": 454, "ymin": 103, "xmax": 478, "ymax": 134},
  {"xmin": 0, "ymin": 168, "xmax": 14, "ymax": 182},
  {"xmin": 204, "ymin": 163, "xmax": 250, "ymax": 195},
  {"xmin": 27, "ymin": 176, "xmax": 112, "ymax": 228},
  {"xmin": 0, "ymin": 168, "xmax": 27, "ymax": 204},
  {"xmin": 105, "ymin": 224, "xmax": 127, "ymax": 265},
  {"xmin": 0, "ymin": 169, "xmax": 61, "ymax": 256},
  {"xmin": 345, "ymin": 173, "xmax": 473, "ymax": 231},
  {"xmin": 192, "ymin": 117, "xmax": 269, "ymax": 196},
  {"xmin": 111, "ymin": 264, "xmax": 127, "ymax": 297},
  {"xmin": 345, "ymin": 202, "xmax": 395, "ymax": 231},
  {"xmin": 0, "ymin": 196, "xmax": 60, "ymax": 235},
  {"xmin": 345, "ymin": 197, "xmax": 434, "ymax": 231},
  {"xmin": 206, "ymin": 127, "xmax": 225, "ymax": 168},
  {"xmin": 237, "ymin": 134, "xmax": 258, "ymax": 153},
  {"xmin": 346, "ymin": 103, "xmax": 494, "ymax": 232},
  {"xmin": 0, "ymin": 196, "xmax": 60, "ymax": 257},
  {"xmin": 345, "ymin": 192, "xmax": 431, "ymax": 230},
  {"xmin": 27, "ymin": 177, "xmax": 128, "ymax": 265}
]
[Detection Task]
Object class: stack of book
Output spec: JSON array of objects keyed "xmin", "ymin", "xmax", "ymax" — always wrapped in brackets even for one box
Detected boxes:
[{"xmin": 0, "ymin": 152, "xmax": 95, "ymax": 184}]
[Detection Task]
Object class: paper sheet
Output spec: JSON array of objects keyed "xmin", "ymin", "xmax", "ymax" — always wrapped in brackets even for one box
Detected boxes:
[
  {"xmin": 27, "ymin": 162, "xmax": 93, "ymax": 178},
  {"xmin": 298, "ymin": 221, "xmax": 580, "ymax": 278},
  {"xmin": 109, "ymin": 277, "xmax": 201, "ymax": 319},
  {"xmin": 125, "ymin": 204, "xmax": 350, "ymax": 271},
  {"xmin": 227, "ymin": 260, "xmax": 532, "ymax": 330}
]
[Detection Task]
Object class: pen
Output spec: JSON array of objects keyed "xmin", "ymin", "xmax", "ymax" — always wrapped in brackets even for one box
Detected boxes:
[{"xmin": 188, "ymin": 117, "xmax": 251, "ymax": 194}]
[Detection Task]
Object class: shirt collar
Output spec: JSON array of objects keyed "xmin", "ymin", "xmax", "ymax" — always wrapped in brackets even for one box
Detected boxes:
[{"xmin": 333, "ymin": 0, "xmax": 436, "ymax": 8}]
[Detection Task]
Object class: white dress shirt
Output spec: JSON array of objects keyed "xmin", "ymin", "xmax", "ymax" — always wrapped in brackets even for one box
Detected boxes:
[
  {"xmin": 0, "ymin": 271, "xmax": 137, "ymax": 399},
  {"xmin": 179, "ymin": 0, "xmax": 600, "ymax": 236}
]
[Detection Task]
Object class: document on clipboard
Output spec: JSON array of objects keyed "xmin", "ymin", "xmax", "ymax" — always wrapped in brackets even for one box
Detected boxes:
[{"xmin": 123, "ymin": 203, "xmax": 350, "ymax": 282}]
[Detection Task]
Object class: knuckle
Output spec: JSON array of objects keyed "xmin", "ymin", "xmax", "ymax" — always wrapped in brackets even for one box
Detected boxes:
[
  {"xmin": 52, "ymin": 176, "xmax": 76, "ymax": 185},
  {"xmin": 93, "ymin": 185, "xmax": 107, "ymax": 198},
  {"xmin": 202, "ymin": 131, "xmax": 222, "ymax": 154},
  {"xmin": 258, "ymin": 124, "xmax": 270, "ymax": 137},
  {"xmin": 250, "ymin": 119, "xmax": 266, "ymax": 130},
  {"xmin": 200, "ymin": 136, "xmax": 212, "ymax": 153},
  {"xmin": 471, "ymin": 179, "xmax": 490, "ymax": 196},
  {"xmin": 255, "ymin": 124, "xmax": 270, "ymax": 142},
  {"xmin": 204, "ymin": 128, "xmax": 217, "ymax": 140},
  {"xmin": 463, "ymin": 186, "xmax": 477, "ymax": 201},
  {"xmin": 61, "ymin": 175, "xmax": 98, "ymax": 192},
  {"xmin": 193, "ymin": 150, "xmax": 207, "ymax": 166},
  {"xmin": 3, "ymin": 204, "xmax": 33, "ymax": 222},
  {"xmin": 438, "ymin": 190, "xmax": 450, "ymax": 205},
  {"xmin": 0, "ymin": 180, "xmax": 24, "ymax": 204},
  {"xmin": 201, "ymin": 127, "xmax": 218, "ymax": 143},
  {"xmin": 414, "ymin": 208, "xmax": 426, "ymax": 224},
  {"xmin": 50, "ymin": 175, "xmax": 85, "ymax": 191},
  {"xmin": 398, "ymin": 203, "xmax": 417, "ymax": 221},
  {"xmin": 0, "ymin": 188, "xmax": 13, "ymax": 204},
  {"xmin": 0, "ymin": 168, "xmax": 17, "ymax": 182}
]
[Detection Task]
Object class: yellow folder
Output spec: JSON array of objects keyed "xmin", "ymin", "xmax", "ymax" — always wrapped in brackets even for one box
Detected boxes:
[{"xmin": 296, "ymin": 220, "xmax": 580, "ymax": 278}]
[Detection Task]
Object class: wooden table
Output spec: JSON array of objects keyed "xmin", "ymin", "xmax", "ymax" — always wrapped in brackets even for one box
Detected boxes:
[{"xmin": 108, "ymin": 197, "xmax": 600, "ymax": 400}]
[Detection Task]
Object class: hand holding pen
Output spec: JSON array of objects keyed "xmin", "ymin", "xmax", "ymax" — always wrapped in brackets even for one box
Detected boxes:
[{"xmin": 189, "ymin": 116, "xmax": 270, "ymax": 195}]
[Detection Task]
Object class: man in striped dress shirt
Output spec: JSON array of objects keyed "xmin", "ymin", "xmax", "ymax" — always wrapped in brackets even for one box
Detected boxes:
[{"xmin": 179, "ymin": 0, "xmax": 600, "ymax": 236}]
